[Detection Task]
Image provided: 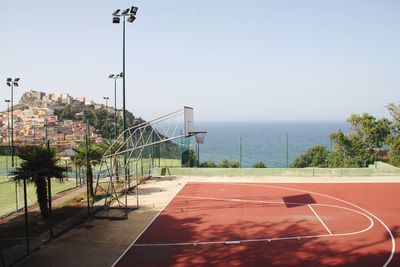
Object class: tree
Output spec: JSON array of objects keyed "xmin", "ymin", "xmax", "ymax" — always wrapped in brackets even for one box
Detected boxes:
[
  {"xmin": 386, "ymin": 103, "xmax": 400, "ymax": 166},
  {"xmin": 325, "ymin": 151, "xmax": 359, "ymax": 168},
  {"xmin": 328, "ymin": 132, "xmax": 371, "ymax": 167},
  {"xmin": 94, "ymin": 109, "xmax": 114, "ymax": 139},
  {"xmin": 347, "ymin": 113, "xmax": 392, "ymax": 149},
  {"xmin": 289, "ymin": 112, "xmax": 394, "ymax": 168},
  {"xmin": 188, "ymin": 149, "xmax": 197, "ymax": 167},
  {"xmin": 58, "ymin": 104, "xmax": 80, "ymax": 120},
  {"xmin": 97, "ymin": 138, "xmax": 123, "ymax": 157},
  {"xmin": 389, "ymin": 135, "xmax": 400, "ymax": 167},
  {"xmin": 72, "ymin": 143, "xmax": 103, "ymax": 196},
  {"xmin": 13, "ymin": 146, "xmax": 67, "ymax": 220},
  {"xmin": 97, "ymin": 139, "xmax": 122, "ymax": 181},
  {"xmin": 329, "ymin": 113, "xmax": 392, "ymax": 167},
  {"xmin": 290, "ymin": 145, "xmax": 329, "ymax": 168},
  {"xmin": 387, "ymin": 103, "xmax": 400, "ymax": 125}
]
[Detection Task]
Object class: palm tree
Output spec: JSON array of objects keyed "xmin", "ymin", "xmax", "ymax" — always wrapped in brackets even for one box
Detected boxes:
[
  {"xmin": 98, "ymin": 138, "xmax": 123, "ymax": 181},
  {"xmin": 72, "ymin": 143, "xmax": 102, "ymax": 197},
  {"xmin": 13, "ymin": 146, "xmax": 67, "ymax": 220}
]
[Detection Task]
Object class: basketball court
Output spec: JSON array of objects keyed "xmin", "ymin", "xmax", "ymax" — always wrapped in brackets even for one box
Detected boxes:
[
  {"xmin": 113, "ymin": 181, "xmax": 399, "ymax": 267},
  {"xmin": 88, "ymin": 107, "xmax": 400, "ymax": 266}
]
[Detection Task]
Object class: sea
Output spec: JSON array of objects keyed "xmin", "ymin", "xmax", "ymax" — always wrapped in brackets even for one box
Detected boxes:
[{"xmin": 194, "ymin": 121, "xmax": 349, "ymax": 168}]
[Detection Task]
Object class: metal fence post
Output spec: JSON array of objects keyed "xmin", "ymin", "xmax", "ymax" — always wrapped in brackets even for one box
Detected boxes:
[
  {"xmin": 15, "ymin": 180, "xmax": 20, "ymax": 212},
  {"xmin": 239, "ymin": 137, "xmax": 243, "ymax": 168},
  {"xmin": 47, "ymin": 173, "xmax": 53, "ymax": 238},
  {"xmin": 286, "ymin": 134, "xmax": 289, "ymax": 168},
  {"xmin": 75, "ymin": 163, "xmax": 78, "ymax": 187},
  {"xmin": 23, "ymin": 176, "xmax": 30, "ymax": 255},
  {"xmin": 85, "ymin": 120, "xmax": 91, "ymax": 217}
]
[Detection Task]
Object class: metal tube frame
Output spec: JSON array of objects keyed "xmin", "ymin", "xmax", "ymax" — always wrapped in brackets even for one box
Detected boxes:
[{"xmin": 92, "ymin": 108, "xmax": 188, "ymax": 217}]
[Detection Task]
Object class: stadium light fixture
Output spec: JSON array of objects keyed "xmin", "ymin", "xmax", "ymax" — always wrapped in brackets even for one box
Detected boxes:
[
  {"xmin": 113, "ymin": 17, "xmax": 120, "ymax": 24},
  {"xmin": 121, "ymin": 8, "xmax": 130, "ymax": 15},
  {"xmin": 127, "ymin": 15, "xmax": 136, "ymax": 23},
  {"xmin": 130, "ymin": 6, "xmax": 138, "ymax": 15},
  {"xmin": 112, "ymin": 9, "xmax": 120, "ymax": 16},
  {"xmin": 103, "ymin": 96, "xmax": 110, "ymax": 103}
]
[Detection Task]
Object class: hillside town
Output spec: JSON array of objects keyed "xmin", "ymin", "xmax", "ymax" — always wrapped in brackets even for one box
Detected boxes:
[{"xmin": 0, "ymin": 90, "xmax": 114, "ymax": 151}]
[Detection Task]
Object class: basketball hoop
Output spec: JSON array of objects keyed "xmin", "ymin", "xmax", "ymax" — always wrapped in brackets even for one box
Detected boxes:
[
  {"xmin": 191, "ymin": 131, "xmax": 207, "ymax": 144},
  {"xmin": 190, "ymin": 131, "xmax": 207, "ymax": 167}
]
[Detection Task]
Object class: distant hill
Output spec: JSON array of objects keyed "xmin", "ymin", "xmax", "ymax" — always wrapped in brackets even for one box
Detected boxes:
[{"xmin": 16, "ymin": 90, "xmax": 146, "ymax": 138}]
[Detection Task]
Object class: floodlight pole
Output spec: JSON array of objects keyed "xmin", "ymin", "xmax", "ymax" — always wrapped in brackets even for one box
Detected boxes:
[
  {"xmin": 122, "ymin": 17, "xmax": 126, "ymax": 137},
  {"xmin": 121, "ymin": 16, "xmax": 128, "ymax": 181},
  {"xmin": 240, "ymin": 137, "xmax": 243, "ymax": 168},
  {"xmin": 113, "ymin": 6, "xmax": 138, "ymax": 182},
  {"xmin": 114, "ymin": 78, "xmax": 117, "ymax": 138},
  {"xmin": 6, "ymin": 78, "xmax": 19, "ymax": 167},
  {"xmin": 5, "ymin": 100, "xmax": 10, "ymax": 170},
  {"xmin": 11, "ymin": 83, "xmax": 14, "ymax": 167},
  {"xmin": 286, "ymin": 133, "xmax": 289, "ymax": 168},
  {"xmin": 103, "ymin": 96, "xmax": 110, "ymax": 139},
  {"xmin": 112, "ymin": 6, "xmax": 138, "ymax": 136},
  {"xmin": 109, "ymin": 73, "xmax": 121, "ymax": 139},
  {"xmin": 103, "ymin": 96, "xmax": 109, "ymax": 108},
  {"xmin": 5, "ymin": 100, "xmax": 10, "ymax": 143}
]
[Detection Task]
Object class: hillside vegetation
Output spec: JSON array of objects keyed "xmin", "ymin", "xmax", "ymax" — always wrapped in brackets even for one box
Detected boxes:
[{"xmin": 291, "ymin": 104, "xmax": 400, "ymax": 168}]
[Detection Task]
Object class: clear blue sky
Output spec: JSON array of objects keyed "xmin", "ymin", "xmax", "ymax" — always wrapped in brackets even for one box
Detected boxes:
[{"xmin": 1, "ymin": 0, "xmax": 399, "ymax": 122}]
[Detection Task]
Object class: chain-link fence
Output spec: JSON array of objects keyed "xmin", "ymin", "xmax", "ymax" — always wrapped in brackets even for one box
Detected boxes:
[
  {"xmin": 0, "ymin": 144, "xmax": 82, "ymax": 267},
  {"xmin": 0, "ymin": 133, "xmax": 191, "ymax": 266},
  {"xmin": 0, "ymin": 146, "xmax": 78, "ymax": 219}
]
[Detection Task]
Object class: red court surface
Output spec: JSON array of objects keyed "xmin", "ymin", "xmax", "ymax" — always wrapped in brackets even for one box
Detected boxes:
[{"xmin": 114, "ymin": 182, "xmax": 400, "ymax": 267}]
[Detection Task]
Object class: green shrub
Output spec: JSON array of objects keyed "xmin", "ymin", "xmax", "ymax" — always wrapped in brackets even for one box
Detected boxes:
[
  {"xmin": 200, "ymin": 160, "xmax": 217, "ymax": 168},
  {"xmin": 218, "ymin": 159, "xmax": 230, "ymax": 168},
  {"xmin": 229, "ymin": 161, "xmax": 240, "ymax": 168},
  {"xmin": 253, "ymin": 161, "xmax": 266, "ymax": 168}
]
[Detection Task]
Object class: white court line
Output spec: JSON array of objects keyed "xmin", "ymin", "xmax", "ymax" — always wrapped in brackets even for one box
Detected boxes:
[
  {"xmin": 134, "ymin": 195, "xmax": 374, "ymax": 247},
  {"xmin": 223, "ymin": 183, "xmax": 395, "ymax": 267},
  {"xmin": 116, "ymin": 182, "xmax": 394, "ymax": 267},
  {"xmin": 175, "ymin": 195, "xmax": 284, "ymax": 204},
  {"xmin": 308, "ymin": 204, "xmax": 332, "ymax": 235},
  {"xmin": 111, "ymin": 183, "xmax": 187, "ymax": 267}
]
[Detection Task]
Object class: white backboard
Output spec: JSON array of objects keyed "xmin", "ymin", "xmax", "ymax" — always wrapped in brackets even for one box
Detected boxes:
[{"xmin": 184, "ymin": 106, "xmax": 194, "ymax": 137}]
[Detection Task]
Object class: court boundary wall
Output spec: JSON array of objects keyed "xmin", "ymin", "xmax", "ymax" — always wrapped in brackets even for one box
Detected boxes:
[{"xmin": 153, "ymin": 162, "xmax": 400, "ymax": 177}]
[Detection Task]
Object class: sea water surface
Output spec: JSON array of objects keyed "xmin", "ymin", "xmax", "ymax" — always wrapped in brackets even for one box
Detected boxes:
[{"xmin": 194, "ymin": 121, "xmax": 348, "ymax": 168}]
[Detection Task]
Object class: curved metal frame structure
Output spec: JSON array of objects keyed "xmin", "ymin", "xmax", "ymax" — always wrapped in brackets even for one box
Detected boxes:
[{"xmin": 92, "ymin": 107, "xmax": 194, "ymax": 218}]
